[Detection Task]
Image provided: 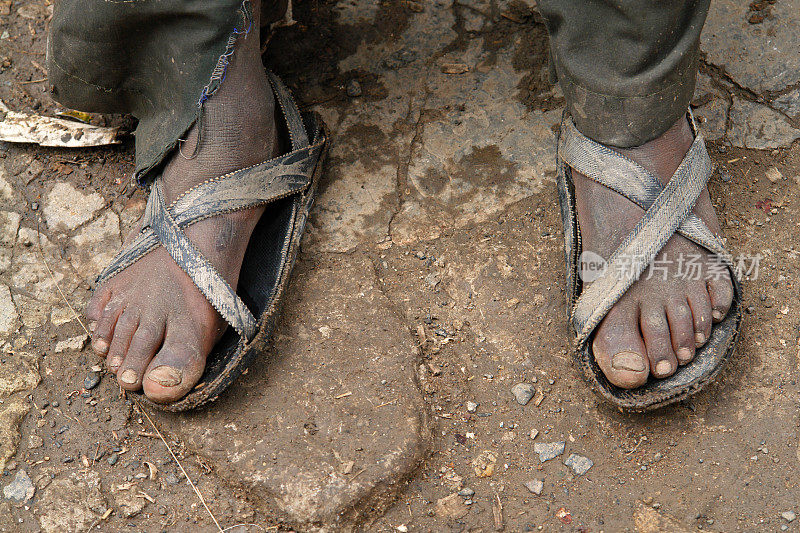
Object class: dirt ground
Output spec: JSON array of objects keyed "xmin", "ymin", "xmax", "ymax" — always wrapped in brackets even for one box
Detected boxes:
[{"xmin": 2, "ymin": 0, "xmax": 800, "ymax": 531}]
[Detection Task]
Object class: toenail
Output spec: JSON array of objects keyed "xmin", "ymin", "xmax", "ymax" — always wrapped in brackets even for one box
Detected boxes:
[
  {"xmin": 655, "ymin": 360, "xmax": 672, "ymax": 376},
  {"xmin": 93, "ymin": 339, "xmax": 109, "ymax": 354},
  {"xmin": 107, "ymin": 357, "xmax": 122, "ymax": 369},
  {"xmin": 712, "ymin": 309, "xmax": 723, "ymax": 321},
  {"xmin": 677, "ymin": 347, "xmax": 693, "ymax": 362},
  {"xmin": 695, "ymin": 332, "xmax": 706, "ymax": 346},
  {"xmin": 147, "ymin": 366, "xmax": 182, "ymax": 387},
  {"xmin": 119, "ymin": 369, "xmax": 137, "ymax": 384},
  {"xmin": 611, "ymin": 352, "xmax": 646, "ymax": 372}
]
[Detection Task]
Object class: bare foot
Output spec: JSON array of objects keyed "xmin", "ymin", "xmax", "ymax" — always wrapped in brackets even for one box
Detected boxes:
[
  {"xmin": 86, "ymin": 2, "xmax": 281, "ymax": 403},
  {"xmin": 573, "ymin": 117, "xmax": 734, "ymax": 389}
]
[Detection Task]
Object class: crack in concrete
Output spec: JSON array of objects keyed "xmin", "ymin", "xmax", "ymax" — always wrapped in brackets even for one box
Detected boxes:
[
  {"xmin": 700, "ymin": 54, "xmax": 798, "ymax": 125},
  {"xmin": 387, "ymin": 74, "xmax": 433, "ymax": 240}
]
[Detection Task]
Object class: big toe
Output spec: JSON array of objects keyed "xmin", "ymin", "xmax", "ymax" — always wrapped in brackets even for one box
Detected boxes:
[
  {"xmin": 592, "ymin": 305, "xmax": 650, "ymax": 389},
  {"xmin": 142, "ymin": 326, "xmax": 207, "ymax": 404}
]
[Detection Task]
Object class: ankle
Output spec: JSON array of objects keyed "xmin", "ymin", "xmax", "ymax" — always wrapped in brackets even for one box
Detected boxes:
[{"xmin": 617, "ymin": 116, "xmax": 694, "ymax": 184}]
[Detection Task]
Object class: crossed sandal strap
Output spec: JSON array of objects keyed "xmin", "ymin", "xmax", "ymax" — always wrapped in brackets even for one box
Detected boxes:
[
  {"xmin": 559, "ymin": 116, "xmax": 729, "ymax": 261},
  {"xmin": 96, "ymin": 72, "xmax": 324, "ymax": 341},
  {"xmin": 147, "ymin": 183, "xmax": 257, "ymax": 339},
  {"xmin": 566, "ymin": 116, "xmax": 725, "ymax": 344}
]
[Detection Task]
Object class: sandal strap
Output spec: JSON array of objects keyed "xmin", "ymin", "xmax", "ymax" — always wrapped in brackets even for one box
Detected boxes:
[
  {"xmin": 147, "ymin": 182, "xmax": 257, "ymax": 339},
  {"xmin": 267, "ymin": 71, "xmax": 308, "ymax": 151},
  {"xmin": 565, "ymin": 115, "xmax": 720, "ymax": 343},
  {"xmin": 559, "ymin": 116, "xmax": 729, "ymax": 261}
]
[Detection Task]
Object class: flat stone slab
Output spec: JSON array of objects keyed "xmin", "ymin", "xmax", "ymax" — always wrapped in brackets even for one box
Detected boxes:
[
  {"xmin": 44, "ymin": 182, "xmax": 105, "ymax": 231},
  {"xmin": 702, "ymin": 0, "xmax": 800, "ymax": 94},
  {"xmin": 154, "ymin": 254, "xmax": 431, "ymax": 530},
  {"xmin": 728, "ymin": 97, "xmax": 800, "ymax": 149}
]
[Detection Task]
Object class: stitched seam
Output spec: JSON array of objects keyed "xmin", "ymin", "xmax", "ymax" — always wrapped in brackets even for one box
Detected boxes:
[
  {"xmin": 50, "ymin": 57, "xmax": 156, "ymax": 110},
  {"xmin": 196, "ymin": 0, "xmax": 253, "ymax": 108}
]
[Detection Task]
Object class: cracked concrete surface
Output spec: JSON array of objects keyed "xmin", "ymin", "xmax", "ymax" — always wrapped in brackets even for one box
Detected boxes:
[{"xmin": 0, "ymin": 0, "xmax": 800, "ymax": 531}]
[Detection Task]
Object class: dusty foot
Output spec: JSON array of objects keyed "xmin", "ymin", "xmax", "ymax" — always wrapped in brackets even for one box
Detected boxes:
[
  {"xmin": 573, "ymin": 117, "xmax": 734, "ymax": 389},
  {"xmin": 86, "ymin": 3, "xmax": 281, "ymax": 403}
]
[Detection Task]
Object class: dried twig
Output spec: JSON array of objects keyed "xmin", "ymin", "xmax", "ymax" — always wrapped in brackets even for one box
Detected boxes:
[
  {"xmin": 136, "ymin": 400, "xmax": 224, "ymax": 532},
  {"xmin": 35, "ymin": 217, "xmax": 90, "ymax": 335}
]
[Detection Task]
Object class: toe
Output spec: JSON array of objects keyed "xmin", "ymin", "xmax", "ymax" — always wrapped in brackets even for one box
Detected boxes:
[
  {"xmin": 142, "ymin": 322, "xmax": 207, "ymax": 404},
  {"xmin": 86, "ymin": 287, "xmax": 111, "ymax": 327},
  {"xmin": 591, "ymin": 304, "xmax": 650, "ymax": 389},
  {"xmin": 666, "ymin": 298, "xmax": 696, "ymax": 365},
  {"xmin": 116, "ymin": 318, "xmax": 166, "ymax": 391},
  {"xmin": 92, "ymin": 300, "xmax": 123, "ymax": 356},
  {"xmin": 707, "ymin": 276, "xmax": 734, "ymax": 323},
  {"xmin": 640, "ymin": 306, "xmax": 678, "ymax": 379},
  {"xmin": 688, "ymin": 287, "xmax": 713, "ymax": 347},
  {"xmin": 105, "ymin": 308, "xmax": 140, "ymax": 373}
]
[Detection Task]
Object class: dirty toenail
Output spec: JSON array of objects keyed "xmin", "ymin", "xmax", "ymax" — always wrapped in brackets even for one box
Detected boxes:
[
  {"xmin": 93, "ymin": 339, "xmax": 109, "ymax": 354},
  {"xmin": 119, "ymin": 369, "xmax": 137, "ymax": 384},
  {"xmin": 107, "ymin": 357, "xmax": 122, "ymax": 370},
  {"xmin": 677, "ymin": 347, "xmax": 693, "ymax": 362},
  {"xmin": 712, "ymin": 309, "xmax": 723, "ymax": 321},
  {"xmin": 611, "ymin": 352, "xmax": 646, "ymax": 372},
  {"xmin": 147, "ymin": 366, "xmax": 182, "ymax": 387},
  {"xmin": 695, "ymin": 332, "xmax": 706, "ymax": 346},
  {"xmin": 655, "ymin": 360, "xmax": 672, "ymax": 376}
]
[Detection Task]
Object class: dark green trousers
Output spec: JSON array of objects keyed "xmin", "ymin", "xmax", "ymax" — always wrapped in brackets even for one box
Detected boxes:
[
  {"xmin": 537, "ymin": 0, "xmax": 710, "ymax": 148},
  {"xmin": 47, "ymin": 0, "xmax": 709, "ymax": 182}
]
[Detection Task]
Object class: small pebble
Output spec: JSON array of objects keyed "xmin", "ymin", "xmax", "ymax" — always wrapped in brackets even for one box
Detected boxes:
[
  {"xmin": 2, "ymin": 470, "xmax": 34, "ymax": 502},
  {"xmin": 107, "ymin": 453, "xmax": 119, "ymax": 466},
  {"xmin": 782, "ymin": 511, "xmax": 796, "ymax": 522},
  {"xmin": 466, "ymin": 401, "xmax": 478, "ymax": 413},
  {"xmin": 458, "ymin": 488, "xmax": 474, "ymax": 498},
  {"xmin": 345, "ymin": 79, "xmax": 362, "ymax": 97},
  {"xmin": 524, "ymin": 479, "xmax": 544, "ymax": 495},
  {"xmin": 533, "ymin": 441, "xmax": 565, "ymax": 463},
  {"xmin": 564, "ymin": 453, "xmax": 594, "ymax": 475},
  {"xmin": 84, "ymin": 371, "xmax": 101, "ymax": 390},
  {"xmin": 511, "ymin": 383, "xmax": 535, "ymax": 406}
]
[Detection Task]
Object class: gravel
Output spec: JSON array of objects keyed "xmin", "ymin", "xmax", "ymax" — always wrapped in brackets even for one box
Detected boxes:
[
  {"xmin": 466, "ymin": 401, "xmax": 478, "ymax": 413},
  {"xmin": 782, "ymin": 511, "xmax": 796, "ymax": 522}
]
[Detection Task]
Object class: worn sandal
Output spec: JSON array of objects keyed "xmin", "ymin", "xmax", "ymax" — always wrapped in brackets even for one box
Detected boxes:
[
  {"xmin": 95, "ymin": 72, "xmax": 327, "ymax": 411},
  {"xmin": 556, "ymin": 110, "xmax": 743, "ymax": 412}
]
